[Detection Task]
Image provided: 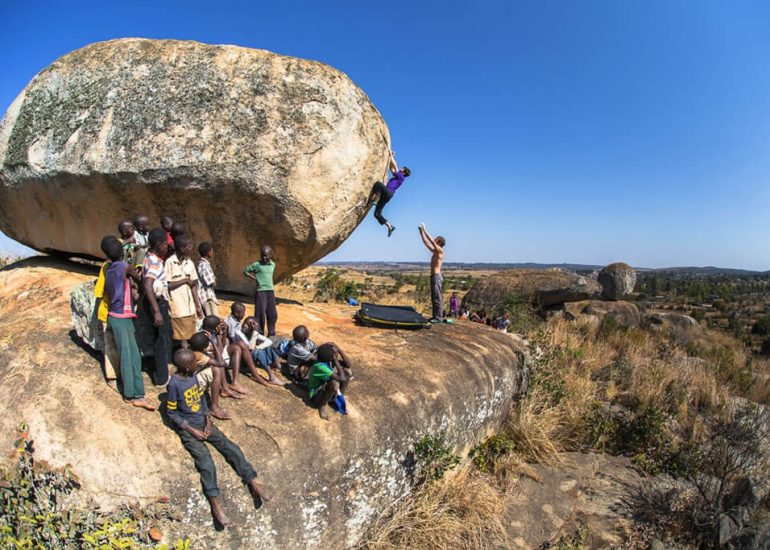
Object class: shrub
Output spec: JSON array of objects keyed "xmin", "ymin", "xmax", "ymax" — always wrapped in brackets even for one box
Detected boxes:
[
  {"xmin": 471, "ymin": 435, "xmax": 514, "ymax": 473},
  {"xmin": 414, "ymin": 434, "xmax": 461, "ymax": 483},
  {"xmin": 752, "ymin": 315, "xmax": 770, "ymax": 336},
  {"xmin": 315, "ymin": 268, "xmax": 364, "ymax": 302}
]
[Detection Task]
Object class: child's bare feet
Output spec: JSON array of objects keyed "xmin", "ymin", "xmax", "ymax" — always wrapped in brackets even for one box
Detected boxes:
[
  {"xmin": 318, "ymin": 405, "xmax": 331, "ymax": 420},
  {"xmin": 210, "ymin": 406, "xmax": 231, "ymax": 420},
  {"xmin": 268, "ymin": 376, "xmax": 285, "ymax": 387},
  {"xmin": 208, "ymin": 496, "xmax": 231, "ymax": 526},
  {"xmin": 131, "ymin": 399, "xmax": 156, "ymax": 411},
  {"xmin": 229, "ymin": 382, "xmax": 249, "ymax": 395},
  {"xmin": 248, "ymin": 479, "xmax": 272, "ymax": 503},
  {"xmin": 220, "ymin": 388, "xmax": 244, "ymax": 400}
]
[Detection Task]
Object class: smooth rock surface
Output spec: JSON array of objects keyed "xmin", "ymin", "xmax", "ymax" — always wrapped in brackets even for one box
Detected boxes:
[
  {"xmin": 461, "ymin": 269, "xmax": 600, "ymax": 312},
  {"xmin": 598, "ymin": 262, "xmax": 636, "ymax": 301},
  {"xmin": 0, "ymin": 38, "xmax": 389, "ymax": 293},
  {"xmin": 649, "ymin": 312, "xmax": 702, "ymax": 344},
  {"xmin": 0, "ymin": 257, "xmax": 528, "ymax": 549}
]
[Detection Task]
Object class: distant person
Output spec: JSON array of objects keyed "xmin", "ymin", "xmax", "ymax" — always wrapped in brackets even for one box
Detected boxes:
[
  {"xmin": 190, "ymin": 329, "xmax": 239, "ymax": 421},
  {"xmin": 308, "ymin": 343, "xmax": 353, "ymax": 420},
  {"xmin": 240, "ymin": 316, "xmax": 285, "ymax": 385},
  {"xmin": 167, "ymin": 349, "xmax": 272, "ymax": 528},
  {"xmin": 223, "ymin": 302, "xmax": 277, "ymax": 387},
  {"xmin": 132, "ymin": 214, "xmax": 150, "ymax": 267},
  {"xmin": 102, "ymin": 238, "xmax": 155, "ymax": 411},
  {"xmin": 497, "ymin": 312, "xmax": 511, "ymax": 333},
  {"xmin": 95, "ymin": 236, "xmax": 120, "ymax": 390},
  {"xmin": 243, "ymin": 245, "xmax": 278, "ymax": 337},
  {"xmin": 287, "ymin": 325, "xmax": 318, "ymax": 383},
  {"xmin": 142, "ymin": 228, "xmax": 173, "ymax": 387},
  {"xmin": 197, "ymin": 241, "xmax": 218, "ymax": 317},
  {"xmin": 449, "ymin": 292, "xmax": 460, "ymax": 318},
  {"xmin": 165, "ymin": 234, "xmax": 203, "ymax": 348},
  {"xmin": 418, "ymin": 223, "xmax": 446, "ymax": 323},
  {"xmin": 160, "ymin": 216, "xmax": 175, "ymax": 258},
  {"xmin": 369, "ymin": 150, "xmax": 411, "ymax": 237}
]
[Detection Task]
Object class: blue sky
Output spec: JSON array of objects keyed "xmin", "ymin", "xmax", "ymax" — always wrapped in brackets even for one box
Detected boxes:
[{"xmin": 1, "ymin": 1, "xmax": 769, "ymax": 269}]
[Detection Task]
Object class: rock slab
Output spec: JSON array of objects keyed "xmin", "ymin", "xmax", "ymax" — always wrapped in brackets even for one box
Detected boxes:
[{"xmin": 0, "ymin": 38, "xmax": 390, "ymax": 293}]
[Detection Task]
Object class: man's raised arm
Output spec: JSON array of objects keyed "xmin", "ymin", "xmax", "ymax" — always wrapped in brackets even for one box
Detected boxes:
[
  {"xmin": 388, "ymin": 150, "xmax": 398, "ymax": 175},
  {"xmin": 418, "ymin": 225, "xmax": 435, "ymax": 251}
]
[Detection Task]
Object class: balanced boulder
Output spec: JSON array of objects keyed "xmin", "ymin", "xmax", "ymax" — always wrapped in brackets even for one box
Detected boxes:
[
  {"xmin": 0, "ymin": 39, "xmax": 389, "ymax": 293},
  {"xmin": 598, "ymin": 262, "xmax": 636, "ymax": 301},
  {"xmin": 461, "ymin": 269, "xmax": 600, "ymax": 312}
]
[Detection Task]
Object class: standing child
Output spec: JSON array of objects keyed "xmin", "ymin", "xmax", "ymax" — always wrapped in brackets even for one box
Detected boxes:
[
  {"xmin": 166, "ymin": 234, "xmax": 203, "ymax": 348},
  {"xmin": 118, "ymin": 220, "xmax": 138, "ymax": 268},
  {"xmin": 132, "ymin": 214, "xmax": 150, "ymax": 267},
  {"xmin": 197, "ymin": 242, "xmax": 218, "ymax": 317},
  {"xmin": 142, "ymin": 228, "xmax": 173, "ymax": 387},
  {"xmin": 160, "ymin": 216, "xmax": 175, "ymax": 258},
  {"xmin": 243, "ymin": 245, "xmax": 278, "ymax": 337},
  {"xmin": 95, "ymin": 235, "xmax": 120, "ymax": 390},
  {"xmin": 449, "ymin": 292, "xmax": 460, "ymax": 318},
  {"xmin": 369, "ymin": 150, "xmax": 411, "ymax": 237},
  {"xmin": 307, "ymin": 343, "xmax": 353, "ymax": 420},
  {"xmin": 102, "ymin": 238, "xmax": 155, "ymax": 411},
  {"xmin": 167, "ymin": 349, "xmax": 272, "ymax": 527}
]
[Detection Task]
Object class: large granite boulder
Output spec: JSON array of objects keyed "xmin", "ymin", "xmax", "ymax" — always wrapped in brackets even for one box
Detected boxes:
[
  {"xmin": 598, "ymin": 262, "xmax": 636, "ymax": 301},
  {"xmin": 649, "ymin": 312, "xmax": 702, "ymax": 344},
  {"xmin": 0, "ymin": 39, "xmax": 389, "ymax": 293},
  {"xmin": 461, "ymin": 269, "xmax": 600, "ymax": 312},
  {"xmin": 564, "ymin": 300, "xmax": 641, "ymax": 328},
  {"xmin": 0, "ymin": 258, "xmax": 529, "ymax": 548}
]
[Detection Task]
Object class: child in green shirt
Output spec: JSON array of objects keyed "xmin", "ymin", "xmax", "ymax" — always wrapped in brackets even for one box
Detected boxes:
[
  {"xmin": 307, "ymin": 343, "xmax": 353, "ymax": 420},
  {"xmin": 243, "ymin": 245, "xmax": 278, "ymax": 337}
]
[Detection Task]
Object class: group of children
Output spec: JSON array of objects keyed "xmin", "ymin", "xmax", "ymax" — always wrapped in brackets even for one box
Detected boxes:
[{"xmin": 95, "ymin": 214, "xmax": 355, "ymax": 525}]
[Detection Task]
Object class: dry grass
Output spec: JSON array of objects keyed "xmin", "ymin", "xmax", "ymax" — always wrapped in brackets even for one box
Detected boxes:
[{"xmin": 359, "ymin": 466, "xmax": 507, "ymax": 550}]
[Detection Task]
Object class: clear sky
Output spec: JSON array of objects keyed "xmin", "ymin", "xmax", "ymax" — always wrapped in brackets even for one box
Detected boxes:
[{"xmin": 1, "ymin": 1, "xmax": 769, "ymax": 269}]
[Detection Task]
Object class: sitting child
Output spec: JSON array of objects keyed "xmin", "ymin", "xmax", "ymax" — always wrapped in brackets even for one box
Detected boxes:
[
  {"xmin": 240, "ymin": 316, "xmax": 284, "ymax": 380},
  {"xmin": 167, "ymin": 349, "xmax": 272, "ymax": 527},
  {"xmin": 287, "ymin": 325, "xmax": 318, "ymax": 383},
  {"xmin": 199, "ymin": 317, "xmax": 250, "ymax": 395},
  {"xmin": 189, "ymin": 331, "xmax": 239, "ymax": 420},
  {"xmin": 308, "ymin": 343, "xmax": 353, "ymax": 420},
  {"xmin": 224, "ymin": 304, "xmax": 283, "ymax": 387}
]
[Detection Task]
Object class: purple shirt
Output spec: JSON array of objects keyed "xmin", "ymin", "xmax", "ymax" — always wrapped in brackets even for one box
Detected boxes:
[
  {"xmin": 385, "ymin": 170, "xmax": 406, "ymax": 193},
  {"xmin": 105, "ymin": 261, "xmax": 135, "ymax": 318}
]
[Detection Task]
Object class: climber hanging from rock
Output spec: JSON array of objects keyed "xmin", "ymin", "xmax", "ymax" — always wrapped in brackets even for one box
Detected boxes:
[{"xmin": 369, "ymin": 150, "xmax": 411, "ymax": 237}]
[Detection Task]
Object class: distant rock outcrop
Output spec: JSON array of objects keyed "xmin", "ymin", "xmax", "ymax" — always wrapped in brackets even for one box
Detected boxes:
[
  {"xmin": 598, "ymin": 263, "xmax": 636, "ymax": 301},
  {"xmin": 649, "ymin": 312, "xmax": 702, "ymax": 343},
  {"xmin": 0, "ymin": 38, "xmax": 389, "ymax": 293},
  {"xmin": 563, "ymin": 300, "xmax": 641, "ymax": 328},
  {"xmin": 461, "ymin": 269, "xmax": 599, "ymax": 312}
]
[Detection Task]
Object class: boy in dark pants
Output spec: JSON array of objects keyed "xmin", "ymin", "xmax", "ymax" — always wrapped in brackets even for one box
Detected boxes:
[
  {"xmin": 370, "ymin": 150, "xmax": 411, "ymax": 237},
  {"xmin": 243, "ymin": 245, "xmax": 278, "ymax": 336},
  {"xmin": 167, "ymin": 349, "xmax": 272, "ymax": 527},
  {"xmin": 142, "ymin": 228, "xmax": 173, "ymax": 387},
  {"xmin": 308, "ymin": 343, "xmax": 353, "ymax": 420}
]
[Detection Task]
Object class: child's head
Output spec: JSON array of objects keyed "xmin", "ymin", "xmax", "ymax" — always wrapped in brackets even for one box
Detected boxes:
[
  {"xmin": 174, "ymin": 235, "xmax": 192, "ymax": 258},
  {"xmin": 260, "ymin": 245, "xmax": 273, "ymax": 263},
  {"xmin": 160, "ymin": 216, "xmax": 173, "ymax": 231},
  {"xmin": 118, "ymin": 220, "xmax": 134, "ymax": 239},
  {"xmin": 133, "ymin": 215, "xmax": 149, "ymax": 233},
  {"xmin": 242, "ymin": 316, "xmax": 258, "ymax": 333},
  {"xmin": 230, "ymin": 302, "xmax": 246, "ymax": 321},
  {"xmin": 202, "ymin": 315, "xmax": 220, "ymax": 332},
  {"xmin": 452, "ymin": 292, "xmax": 458, "ymax": 297},
  {"xmin": 170, "ymin": 222, "xmax": 186, "ymax": 240},
  {"xmin": 198, "ymin": 241, "xmax": 213, "ymax": 259},
  {"xmin": 148, "ymin": 228, "xmax": 168, "ymax": 256},
  {"xmin": 100, "ymin": 235, "xmax": 120, "ymax": 257},
  {"xmin": 173, "ymin": 348, "xmax": 196, "ymax": 375},
  {"xmin": 435, "ymin": 236, "xmax": 446, "ymax": 247},
  {"xmin": 317, "ymin": 343, "xmax": 334, "ymax": 363},
  {"xmin": 292, "ymin": 325, "xmax": 309, "ymax": 343},
  {"xmin": 402, "ymin": 167, "xmax": 411, "ymax": 177},
  {"xmin": 190, "ymin": 331, "xmax": 211, "ymax": 353},
  {"xmin": 103, "ymin": 238, "xmax": 123, "ymax": 262}
]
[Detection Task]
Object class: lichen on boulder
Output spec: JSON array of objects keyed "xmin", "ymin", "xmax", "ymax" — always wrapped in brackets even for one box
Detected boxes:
[{"xmin": 0, "ymin": 38, "xmax": 390, "ymax": 293}]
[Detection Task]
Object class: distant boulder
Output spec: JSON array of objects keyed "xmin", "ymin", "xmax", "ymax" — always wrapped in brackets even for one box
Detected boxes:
[
  {"xmin": 461, "ymin": 269, "xmax": 599, "ymax": 312},
  {"xmin": 563, "ymin": 300, "xmax": 640, "ymax": 328},
  {"xmin": 649, "ymin": 312, "xmax": 702, "ymax": 344},
  {"xmin": 598, "ymin": 262, "xmax": 636, "ymax": 301}
]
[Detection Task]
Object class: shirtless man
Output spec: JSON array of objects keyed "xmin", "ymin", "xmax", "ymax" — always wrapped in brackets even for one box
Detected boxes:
[{"xmin": 418, "ymin": 223, "xmax": 446, "ymax": 323}]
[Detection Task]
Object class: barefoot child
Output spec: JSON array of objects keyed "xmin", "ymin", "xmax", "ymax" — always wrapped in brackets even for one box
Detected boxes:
[
  {"xmin": 223, "ymin": 304, "xmax": 279, "ymax": 387},
  {"xmin": 102, "ymin": 238, "xmax": 155, "ymax": 411},
  {"xmin": 95, "ymin": 236, "xmax": 120, "ymax": 390},
  {"xmin": 370, "ymin": 150, "xmax": 411, "ymax": 237},
  {"xmin": 200, "ymin": 316, "xmax": 255, "ymax": 394},
  {"xmin": 287, "ymin": 325, "xmax": 318, "ymax": 383},
  {"xmin": 308, "ymin": 343, "xmax": 353, "ymax": 420},
  {"xmin": 190, "ymin": 331, "xmax": 237, "ymax": 420},
  {"xmin": 197, "ymin": 241, "xmax": 218, "ymax": 317},
  {"xmin": 242, "ymin": 245, "xmax": 278, "ymax": 337},
  {"xmin": 241, "ymin": 316, "xmax": 285, "ymax": 386},
  {"xmin": 166, "ymin": 234, "xmax": 203, "ymax": 348},
  {"xmin": 142, "ymin": 228, "xmax": 173, "ymax": 387},
  {"xmin": 167, "ymin": 349, "xmax": 272, "ymax": 527}
]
